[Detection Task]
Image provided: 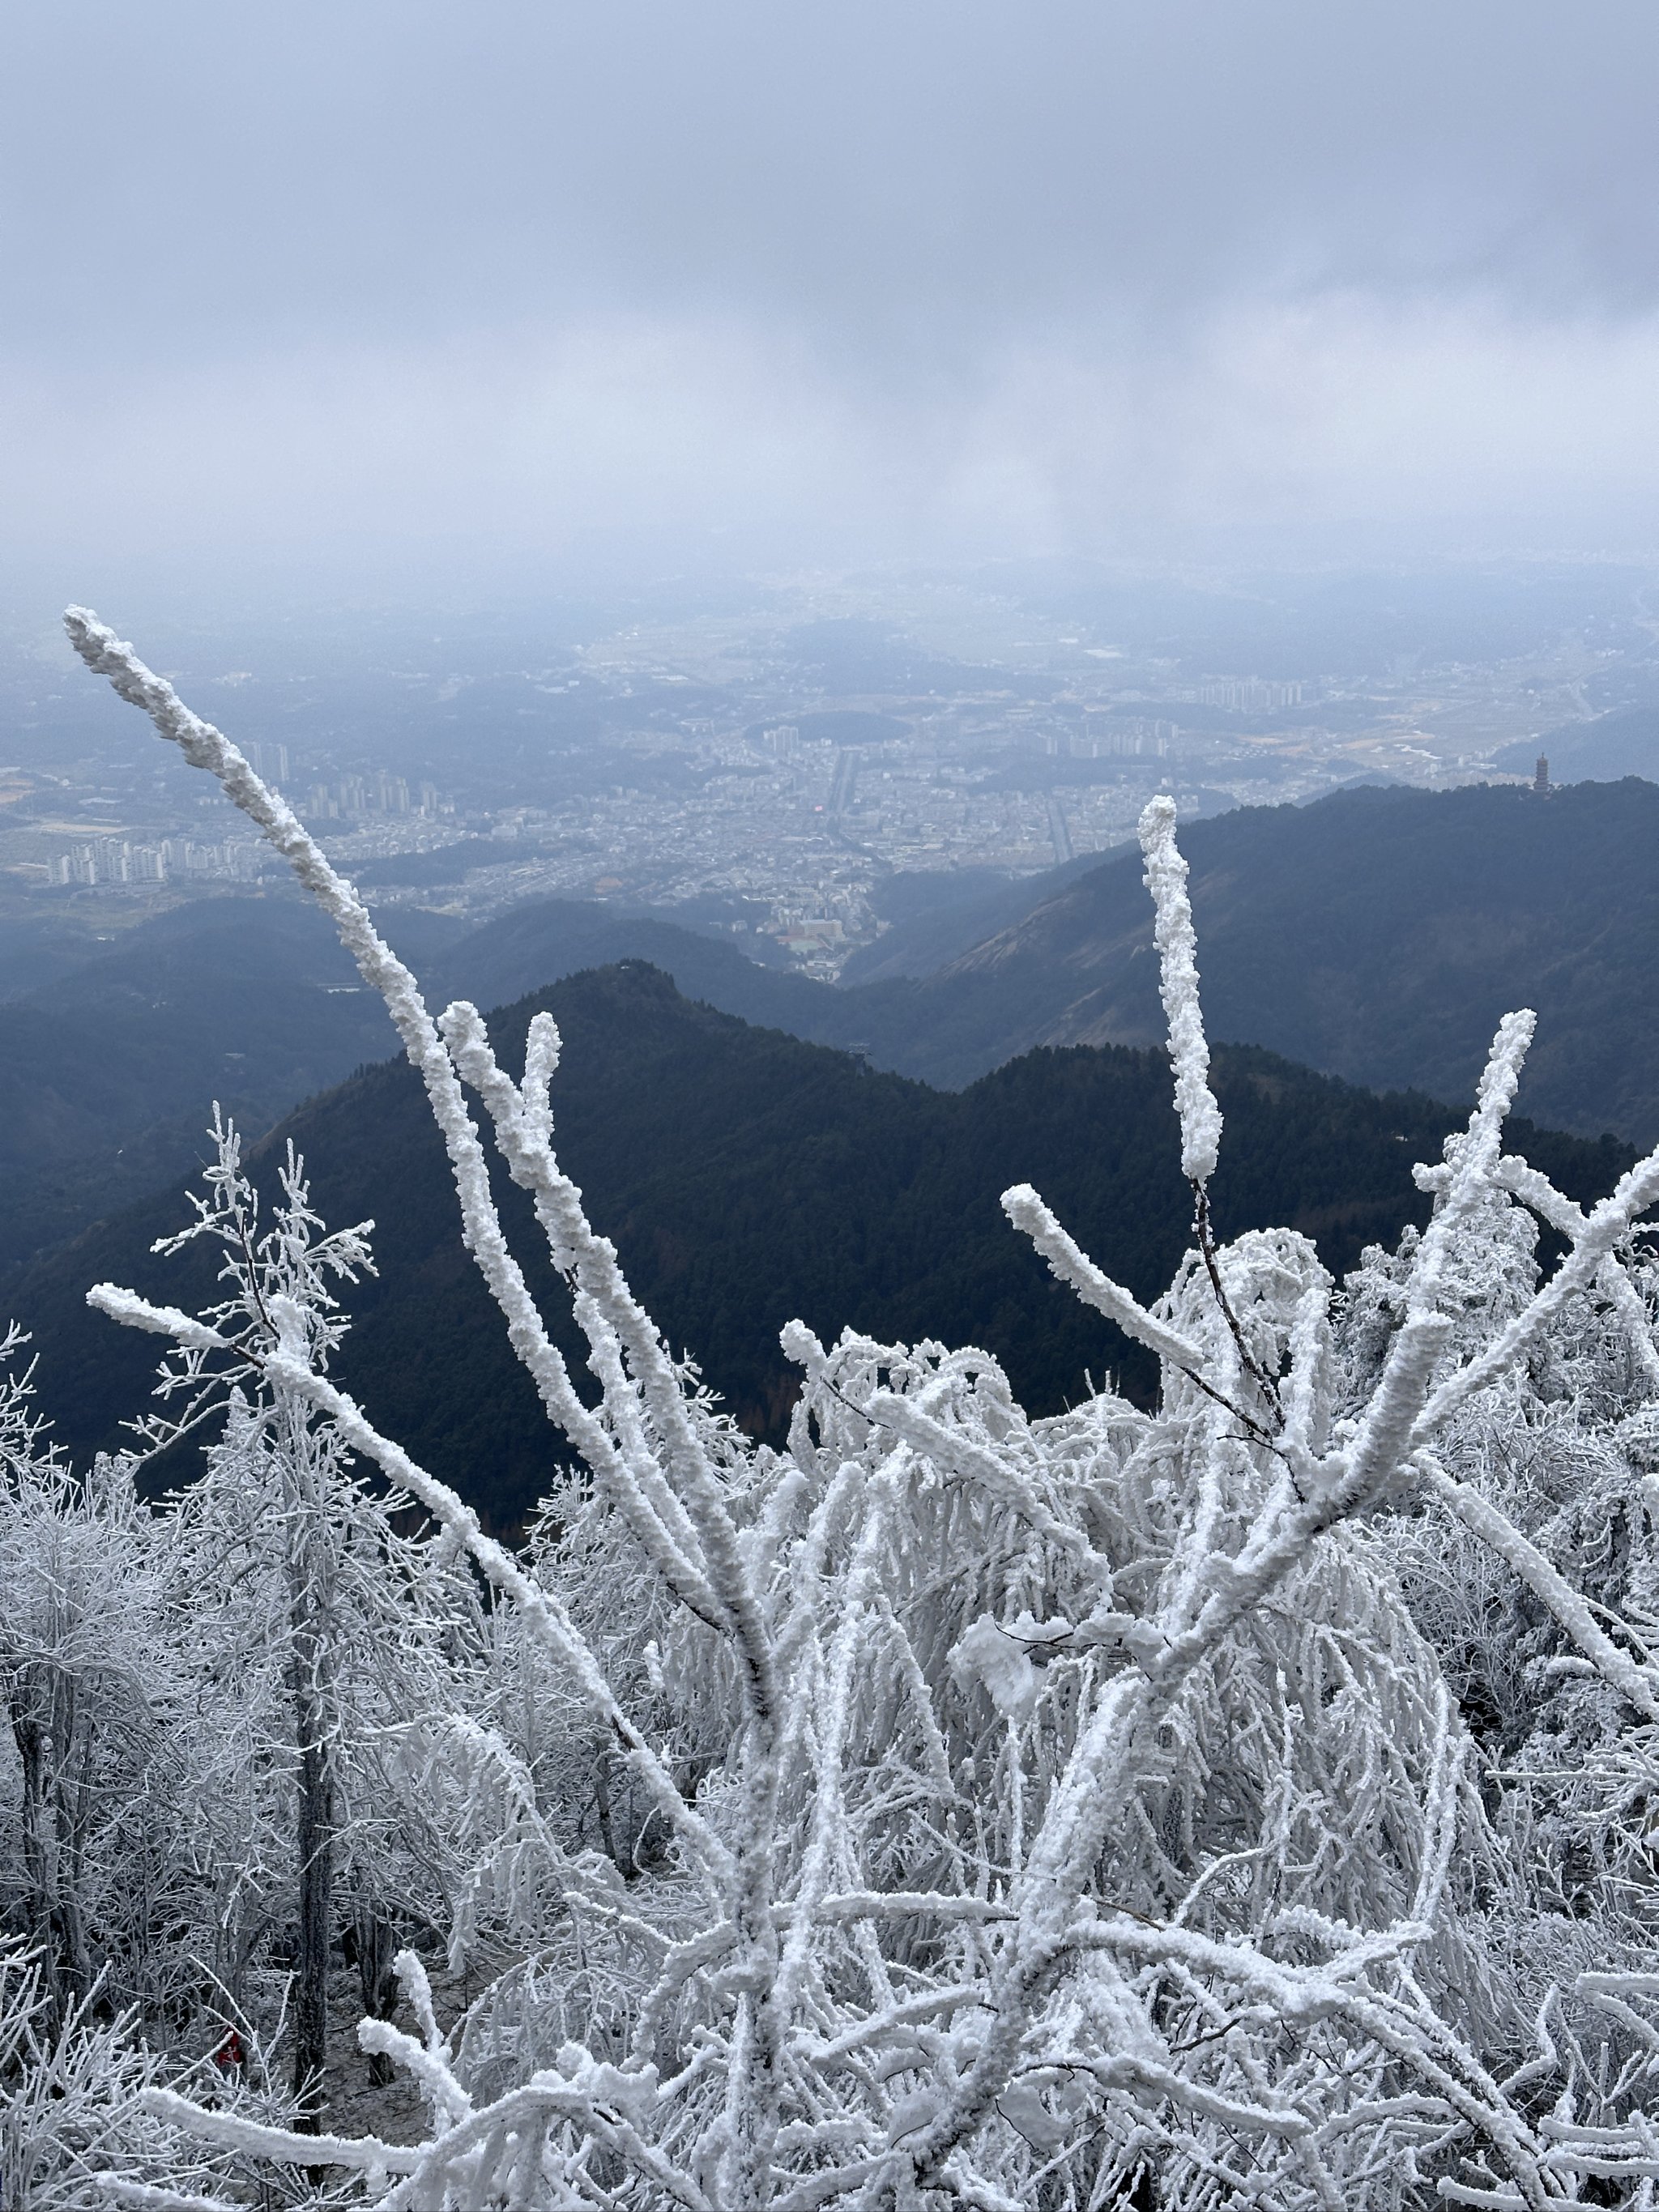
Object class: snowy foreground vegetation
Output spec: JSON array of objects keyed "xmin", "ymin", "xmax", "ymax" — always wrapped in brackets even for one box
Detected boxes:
[{"xmin": 7, "ymin": 610, "xmax": 1659, "ymax": 2210}]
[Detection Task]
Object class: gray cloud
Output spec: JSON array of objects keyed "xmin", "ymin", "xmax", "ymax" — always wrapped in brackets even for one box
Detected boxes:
[{"xmin": 6, "ymin": 0, "xmax": 1659, "ymax": 585}]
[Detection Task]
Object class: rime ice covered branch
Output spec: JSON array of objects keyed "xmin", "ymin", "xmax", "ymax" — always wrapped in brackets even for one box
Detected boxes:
[
  {"xmin": 58, "ymin": 632, "xmax": 770, "ymax": 1564},
  {"xmin": 1001, "ymin": 1180, "xmax": 1207, "ymax": 1375}
]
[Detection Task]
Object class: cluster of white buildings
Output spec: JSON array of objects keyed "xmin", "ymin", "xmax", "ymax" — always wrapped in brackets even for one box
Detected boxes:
[
  {"xmin": 301, "ymin": 770, "xmax": 442, "ymax": 821},
  {"xmin": 1190, "ymin": 678, "xmax": 1303, "ymax": 710},
  {"xmin": 1041, "ymin": 721, "xmax": 1178, "ymax": 758},
  {"xmin": 45, "ymin": 837, "xmax": 266, "ymax": 887}
]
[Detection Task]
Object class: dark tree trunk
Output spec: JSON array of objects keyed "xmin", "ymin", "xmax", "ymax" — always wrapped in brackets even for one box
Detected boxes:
[
  {"xmin": 289, "ymin": 1618, "xmax": 335, "ymax": 2132},
  {"xmin": 280, "ymin": 1399, "xmax": 341, "ymax": 2142},
  {"xmin": 9, "ymin": 1665, "xmax": 89, "ymax": 2039},
  {"xmin": 352, "ymin": 1888, "xmax": 398, "ymax": 2086},
  {"xmin": 593, "ymin": 1734, "xmax": 621, "ymax": 1872}
]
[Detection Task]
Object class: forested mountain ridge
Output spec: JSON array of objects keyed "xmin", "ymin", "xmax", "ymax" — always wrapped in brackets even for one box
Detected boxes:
[
  {"xmin": 0, "ymin": 893, "xmax": 856, "ymax": 1274},
  {"xmin": 19, "ymin": 959, "xmax": 1629, "ymax": 1532},
  {"xmin": 910, "ymin": 776, "xmax": 1659, "ymax": 1137}
]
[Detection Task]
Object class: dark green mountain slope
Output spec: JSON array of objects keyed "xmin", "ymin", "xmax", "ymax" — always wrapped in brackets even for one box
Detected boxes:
[
  {"xmin": 837, "ymin": 853, "xmax": 1124, "ymax": 985},
  {"xmin": 0, "ymin": 885, "xmax": 906, "ymax": 1276},
  {"xmin": 913, "ymin": 778, "xmax": 1659, "ymax": 1142},
  {"xmin": 15, "ymin": 963, "xmax": 1627, "ymax": 1532}
]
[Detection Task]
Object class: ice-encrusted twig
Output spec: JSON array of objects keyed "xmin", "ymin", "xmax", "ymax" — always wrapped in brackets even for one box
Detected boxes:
[
  {"xmin": 1418, "ymin": 1452, "xmax": 1659, "ymax": 1722},
  {"xmin": 437, "ymin": 1000, "xmax": 775, "ymax": 1698},
  {"xmin": 84, "ymin": 1288, "xmax": 232, "ymax": 1357},
  {"xmin": 1138, "ymin": 794, "xmax": 1222, "ymax": 1187},
  {"xmin": 1001, "ymin": 1183, "xmax": 1205, "ymax": 1375},
  {"xmin": 1002, "ymin": 1181, "xmax": 1282, "ymax": 1445},
  {"xmin": 133, "ymin": 2087, "xmax": 422, "ymax": 2173},
  {"xmin": 95, "ymin": 2186, "xmax": 244, "ymax": 2212}
]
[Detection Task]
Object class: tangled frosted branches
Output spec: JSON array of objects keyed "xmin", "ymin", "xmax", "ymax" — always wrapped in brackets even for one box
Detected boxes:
[{"xmin": 50, "ymin": 608, "xmax": 1659, "ymax": 2206}]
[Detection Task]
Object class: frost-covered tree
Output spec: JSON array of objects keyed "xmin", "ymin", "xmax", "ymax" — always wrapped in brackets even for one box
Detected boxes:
[
  {"xmin": 108, "ymin": 1113, "xmax": 505, "ymax": 2118},
  {"xmin": 58, "ymin": 607, "xmax": 1659, "ymax": 2207}
]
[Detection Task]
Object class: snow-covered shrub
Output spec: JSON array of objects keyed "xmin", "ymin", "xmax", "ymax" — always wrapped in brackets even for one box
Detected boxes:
[
  {"xmin": 0, "ymin": 1331, "xmax": 203, "ymax": 2036},
  {"xmin": 0, "ymin": 1941, "xmax": 302, "ymax": 2210}
]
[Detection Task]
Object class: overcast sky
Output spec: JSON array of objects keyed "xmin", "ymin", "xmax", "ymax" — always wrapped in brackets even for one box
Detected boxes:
[{"xmin": 6, "ymin": 0, "xmax": 1659, "ymax": 599}]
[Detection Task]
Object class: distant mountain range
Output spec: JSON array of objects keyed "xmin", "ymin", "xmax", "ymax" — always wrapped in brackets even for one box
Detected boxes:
[
  {"xmin": 0, "ymin": 899, "xmax": 455, "ymax": 1269},
  {"xmin": 2, "ymin": 774, "xmax": 1655, "ymax": 1283},
  {"xmin": 433, "ymin": 777, "xmax": 1659, "ymax": 1142},
  {"xmin": 0, "ymin": 857, "xmax": 1094, "ymax": 1273},
  {"xmin": 893, "ymin": 777, "xmax": 1659, "ymax": 1141},
  {"xmin": 15, "ymin": 962, "xmax": 1628, "ymax": 1530}
]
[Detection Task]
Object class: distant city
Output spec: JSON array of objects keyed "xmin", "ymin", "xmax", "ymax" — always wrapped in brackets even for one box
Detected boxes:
[{"xmin": 0, "ymin": 563, "xmax": 1644, "ymax": 978}]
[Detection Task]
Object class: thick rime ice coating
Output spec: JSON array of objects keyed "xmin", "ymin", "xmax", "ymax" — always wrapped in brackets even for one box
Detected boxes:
[
  {"xmin": 1137, "ymin": 792, "xmax": 1222, "ymax": 1188},
  {"xmin": 45, "ymin": 607, "xmax": 1659, "ymax": 2210}
]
